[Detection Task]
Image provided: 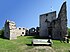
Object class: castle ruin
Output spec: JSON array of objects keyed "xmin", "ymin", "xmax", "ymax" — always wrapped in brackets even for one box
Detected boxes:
[
  {"xmin": 4, "ymin": 20, "xmax": 28, "ymax": 40},
  {"xmin": 40, "ymin": 1, "xmax": 67, "ymax": 39}
]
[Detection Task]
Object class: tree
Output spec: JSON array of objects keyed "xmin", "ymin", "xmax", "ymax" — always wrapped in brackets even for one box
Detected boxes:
[
  {"xmin": 0, "ymin": 27, "xmax": 4, "ymax": 37},
  {"xmin": 68, "ymin": 28, "xmax": 70, "ymax": 36}
]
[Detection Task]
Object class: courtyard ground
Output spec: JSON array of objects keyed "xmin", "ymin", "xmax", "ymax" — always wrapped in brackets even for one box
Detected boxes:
[{"xmin": 0, "ymin": 36, "xmax": 70, "ymax": 52}]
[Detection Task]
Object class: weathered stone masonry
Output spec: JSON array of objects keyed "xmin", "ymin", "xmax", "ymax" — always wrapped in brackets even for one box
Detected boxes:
[
  {"xmin": 4, "ymin": 20, "xmax": 28, "ymax": 40},
  {"xmin": 40, "ymin": 1, "xmax": 67, "ymax": 39}
]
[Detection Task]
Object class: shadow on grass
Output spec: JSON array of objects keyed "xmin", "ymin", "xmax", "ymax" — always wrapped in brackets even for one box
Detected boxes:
[
  {"xmin": 33, "ymin": 35, "xmax": 51, "ymax": 39},
  {"xmin": 26, "ymin": 35, "xmax": 52, "ymax": 46},
  {"xmin": 0, "ymin": 35, "xmax": 9, "ymax": 40},
  {"xmin": 26, "ymin": 44, "xmax": 51, "ymax": 47},
  {"xmin": 25, "ymin": 35, "xmax": 49, "ymax": 39},
  {"xmin": 26, "ymin": 44, "xmax": 32, "ymax": 46}
]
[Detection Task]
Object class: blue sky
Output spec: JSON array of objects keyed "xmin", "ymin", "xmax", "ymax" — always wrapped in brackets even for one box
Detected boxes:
[{"xmin": 0, "ymin": 0, "xmax": 70, "ymax": 29}]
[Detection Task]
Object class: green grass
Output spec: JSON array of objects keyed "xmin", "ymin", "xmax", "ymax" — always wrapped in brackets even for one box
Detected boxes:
[
  {"xmin": 0, "ymin": 36, "xmax": 70, "ymax": 52},
  {"xmin": 52, "ymin": 40, "xmax": 70, "ymax": 52},
  {"xmin": 0, "ymin": 36, "xmax": 34, "ymax": 52}
]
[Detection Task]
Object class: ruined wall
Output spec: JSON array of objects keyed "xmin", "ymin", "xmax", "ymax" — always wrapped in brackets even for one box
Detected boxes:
[
  {"xmin": 4, "ymin": 20, "xmax": 27, "ymax": 40},
  {"xmin": 39, "ymin": 11, "xmax": 56, "ymax": 37},
  {"xmin": 29, "ymin": 28, "xmax": 36, "ymax": 36},
  {"xmin": 4, "ymin": 20, "xmax": 17, "ymax": 40},
  {"xmin": 52, "ymin": 1, "xmax": 67, "ymax": 39},
  {"xmin": 58, "ymin": 1, "xmax": 67, "ymax": 38},
  {"xmin": 4, "ymin": 20, "xmax": 10, "ymax": 39},
  {"xmin": 39, "ymin": 1, "xmax": 67, "ymax": 39},
  {"xmin": 9, "ymin": 21, "xmax": 17, "ymax": 40},
  {"xmin": 52, "ymin": 19, "xmax": 61, "ymax": 39},
  {"xmin": 16, "ymin": 27, "xmax": 26, "ymax": 36}
]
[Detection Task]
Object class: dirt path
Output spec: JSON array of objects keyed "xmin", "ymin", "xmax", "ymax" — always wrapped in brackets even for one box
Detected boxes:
[{"xmin": 26, "ymin": 46, "xmax": 55, "ymax": 52}]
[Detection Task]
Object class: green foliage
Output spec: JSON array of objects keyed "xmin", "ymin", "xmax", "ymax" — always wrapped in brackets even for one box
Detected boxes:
[
  {"xmin": 52, "ymin": 40, "xmax": 70, "ymax": 52},
  {"xmin": 0, "ymin": 30, "xmax": 3, "ymax": 35},
  {"xmin": 68, "ymin": 28, "xmax": 70, "ymax": 36},
  {"xmin": 0, "ymin": 36, "xmax": 34, "ymax": 52},
  {"xmin": 0, "ymin": 28, "xmax": 4, "ymax": 38}
]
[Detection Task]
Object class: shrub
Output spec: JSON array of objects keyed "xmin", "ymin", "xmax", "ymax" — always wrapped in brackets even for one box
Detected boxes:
[
  {"xmin": 68, "ymin": 28, "xmax": 70, "ymax": 36},
  {"xmin": 0, "ymin": 29, "xmax": 4, "ymax": 37}
]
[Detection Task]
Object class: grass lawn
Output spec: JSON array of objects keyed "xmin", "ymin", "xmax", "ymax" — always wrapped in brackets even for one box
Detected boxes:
[
  {"xmin": 0, "ymin": 36, "xmax": 34, "ymax": 52},
  {"xmin": 52, "ymin": 40, "xmax": 70, "ymax": 52},
  {"xmin": 0, "ymin": 36, "xmax": 70, "ymax": 52}
]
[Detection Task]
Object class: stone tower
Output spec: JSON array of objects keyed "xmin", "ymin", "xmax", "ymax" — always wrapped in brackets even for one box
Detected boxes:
[
  {"xmin": 39, "ymin": 1, "xmax": 67, "ymax": 39},
  {"xmin": 4, "ymin": 20, "xmax": 17, "ymax": 40},
  {"xmin": 4, "ymin": 20, "xmax": 27, "ymax": 40},
  {"xmin": 39, "ymin": 11, "xmax": 56, "ymax": 37}
]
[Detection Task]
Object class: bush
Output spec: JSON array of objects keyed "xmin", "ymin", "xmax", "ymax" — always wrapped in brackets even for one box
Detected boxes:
[
  {"xmin": 0, "ymin": 29, "xmax": 4, "ymax": 37},
  {"xmin": 68, "ymin": 28, "xmax": 70, "ymax": 36}
]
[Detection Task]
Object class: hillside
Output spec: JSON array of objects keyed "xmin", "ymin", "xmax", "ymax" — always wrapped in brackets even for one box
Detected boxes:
[{"xmin": 0, "ymin": 36, "xmax": 70, "ymax": 52}]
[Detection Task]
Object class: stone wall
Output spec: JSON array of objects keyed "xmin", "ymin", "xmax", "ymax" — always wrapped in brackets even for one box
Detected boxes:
[
  {"xmin": 4, "ymin": 20, "xmax": 10, "ymax": 39},
  {"xmin": 16, "ymin": 27, "xmax": 26, "ymax": 36},
  {"xmin": 39, "ymin": 1, "xmax": 67, "ymax": 39},
  {"xmin": 4, "ymin": 20, "xmax": 27, "ymax": 40},
  {"xmin": 58, "ymin": 1, "xmax": 67, "ymax": 38},
  {"xmin": 4, "ymin": 20, "xmax": 17, "ymax": 40},
  {"xmin": 39, "ymin": 11, "xmax": 56, "ymax": 37}
]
